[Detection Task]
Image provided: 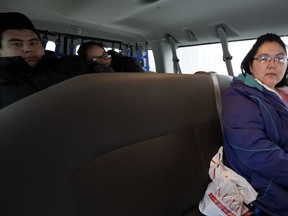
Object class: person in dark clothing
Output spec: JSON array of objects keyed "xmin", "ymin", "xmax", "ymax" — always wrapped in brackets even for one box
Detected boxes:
[
  {"xmin": 77, "ymin": 41, "xmax": 115, "ymax": 73},
  {"xmin": 107, "ymin": 49, "xmax": 144, "ymax": 72},
  {"xmin": 0, "ymin": 12, "xmax": 89, "ymax": 109},
  {"xmin": 77, "ymin": 41, "xmax": 144, "ymax": 72}
]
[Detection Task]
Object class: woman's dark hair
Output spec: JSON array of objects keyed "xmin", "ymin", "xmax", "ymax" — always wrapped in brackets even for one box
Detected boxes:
[
  {"xmin": 77, "ymin": 41, "xmax": 105, "ymax": 60},
  {"xmin": 241, "ymin": 33, "xmax": 288, "ymax": 87}
]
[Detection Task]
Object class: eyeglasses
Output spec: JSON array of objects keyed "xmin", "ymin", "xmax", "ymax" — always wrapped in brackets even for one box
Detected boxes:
[
  {"xmin": 253, "ymin": 54, "xmax": 288, "ymax": 64},
  {"xmin": 89, "ymin": 53, "xmax": 111, "ymax": 63}
]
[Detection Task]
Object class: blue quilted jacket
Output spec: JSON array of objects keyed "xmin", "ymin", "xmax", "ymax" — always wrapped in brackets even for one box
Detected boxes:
[{"xmin": 222, "ymin": 74, "xmax": 288, "ymax": 216}]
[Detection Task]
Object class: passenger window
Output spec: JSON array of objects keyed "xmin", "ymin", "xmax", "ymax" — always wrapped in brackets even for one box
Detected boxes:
[
  {"xmin": 177, "ymin": 43, "xmax": 227, "ymax": 75},
  {"xmin": 45, "ymin": 41, "xmax": 56, "ymax": 52},
  {"xmin": 75, "ymin": 44, "xmax": 80, "ymax": 54},
  {"xmin": 282, "ymin": 36, "xmax": 288, "ymax": 45},
  {"xmin": 148, "ymin": 50, "xmax": 156, "ymax": 72},
  {"xmin": 177, "ymin": 36, "xmax": 288, "ymax": 76},
  {"xmin": 177, "ymin": 41, "xmax": 255, "ymax": 76}
]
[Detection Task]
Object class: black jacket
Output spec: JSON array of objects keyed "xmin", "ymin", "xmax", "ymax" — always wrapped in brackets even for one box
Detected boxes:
[
  {"xmin": 0, "ymin": 54, "xmax": 89, "ymax": 109},
  {"xmin": 108, "ymin": 50, "xmax": 144, "ymax": 72}
]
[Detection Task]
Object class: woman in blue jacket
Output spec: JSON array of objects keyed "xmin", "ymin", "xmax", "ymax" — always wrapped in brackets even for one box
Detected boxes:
[{"xmin": 222, "ymin": 33, "xmax": 288, "ymax": 215}]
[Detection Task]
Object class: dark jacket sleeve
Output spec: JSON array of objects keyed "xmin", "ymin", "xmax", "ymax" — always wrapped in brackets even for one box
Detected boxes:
[
  {"xmin": 88, "ymin": 62, "xmax": 115, "ymax": 73},
  {"xmin": 52, "ymin": 55, "xmax": 89, "ymax": 74},
  {"xmin": 125, "ymin": 57, "xmax": 144, "ymax": 72},
  {"xmin": 34, "ymin": 55, "xmax": 89, "ymax": 89},
  {"xmin": 111, "ymin": 56, "xmax": 144, "ymax": 72}
]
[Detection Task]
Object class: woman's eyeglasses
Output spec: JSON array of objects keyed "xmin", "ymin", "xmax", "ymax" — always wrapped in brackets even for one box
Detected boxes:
[
  {"xmin": 253, "ymin": 54, "xmax": 288, "ymax": 64},
  {"xmin": 89, "ymin": 53, "xmax": 111, "ymax": 63}
]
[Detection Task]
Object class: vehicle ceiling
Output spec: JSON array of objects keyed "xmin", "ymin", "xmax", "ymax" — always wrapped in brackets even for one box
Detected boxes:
[{"xmin": 1, "ymin": 0, "xmax": 288, "ymax": 46}]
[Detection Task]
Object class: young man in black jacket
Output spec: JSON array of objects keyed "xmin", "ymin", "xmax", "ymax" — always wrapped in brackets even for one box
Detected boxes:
[{"xmin": 0, "ymin": 12, "xmax": 89, "ymax": 109}]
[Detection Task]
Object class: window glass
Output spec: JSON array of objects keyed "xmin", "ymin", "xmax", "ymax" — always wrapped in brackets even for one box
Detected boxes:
[
  {"xmin": 177, "ymin": 36, "xmax": 288, "ymax": 76},
  {"xmin": 148, "ymin": 50, "xmax": 156, "ymax": 72},
  {"xmin": 75, "ymin": 44, "xmax": 80, "ymax": 54},
  {"xmin": 177, "ymin": 41, "xmax": 255, "ymax": 76},
  {"xmin": 45, "ymin": 41, "xmax": 56, "ymax": 51},
  {"xmin": 282, "ymin": 36, "xmax": 288, "ymax": 45}
]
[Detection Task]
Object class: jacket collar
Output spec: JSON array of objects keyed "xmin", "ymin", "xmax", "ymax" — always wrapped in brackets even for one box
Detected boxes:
[
  {"xmin": 236, "ymin": 73, "xmax": 288, "ymax": 112},
  {"xmin": 0, "ymin": 56, "xmax": 32, "ymax": 81},
  {"xmin": 237, "ymin": 73, "xmax": 263, "ymax": 91}
]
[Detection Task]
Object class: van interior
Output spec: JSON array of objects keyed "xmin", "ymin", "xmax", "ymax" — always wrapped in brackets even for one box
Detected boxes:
[
  {"xmin": 0, "ymin": 0, "xmax": 287, "ymax": 215},
  {"xmin": 2, "ymin": 0, "xmax": 288, "ymax": 74}
]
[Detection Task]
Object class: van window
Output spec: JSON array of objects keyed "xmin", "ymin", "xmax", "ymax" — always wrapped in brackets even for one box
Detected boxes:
[
  {"xmin": 148, "ymin": 50, "xmax": 156, "ymax": 72},
  {"xmin": 45, "ymin": 41, "xmax": 56, "ymax": 52},
  {"xmin": 177, "ymin": 36, "xmax": 288, "ymax": 76},
  {"xmin": 177, "ymin": 40, "xmax": 255, "ymax": 75}
]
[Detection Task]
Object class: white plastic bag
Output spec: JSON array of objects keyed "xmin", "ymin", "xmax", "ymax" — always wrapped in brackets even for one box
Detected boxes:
[{"xmin": 199, "ymin": 146, "xmax": 258, "ymax": 216}]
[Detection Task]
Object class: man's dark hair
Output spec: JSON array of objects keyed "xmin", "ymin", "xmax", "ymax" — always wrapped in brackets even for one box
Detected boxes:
[
  {"xmin": 77, "ymin": 41, "xmax": 105, "ymax": 60},
  {"xmin": 0, "ymin": 12, "xmax": 40, "ymax": 49}
]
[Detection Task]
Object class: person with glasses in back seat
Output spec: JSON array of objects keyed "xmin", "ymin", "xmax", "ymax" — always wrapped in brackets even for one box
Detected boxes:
[
  {"xmin": 0, "ymin": 12, "xmax": 89, "ymax": 109},
  {"xmin": 222, "ymin": 33, "xmax": 288, "ymax": 216},
  {"xmin": 77, "ymin": 41, "xmax": 144, "ymax": 72}
]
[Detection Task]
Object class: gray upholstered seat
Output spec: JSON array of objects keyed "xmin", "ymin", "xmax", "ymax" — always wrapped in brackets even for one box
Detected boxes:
[{"xmin": 0, "ymin": 72, "xmax": 232, "ymax": 216}]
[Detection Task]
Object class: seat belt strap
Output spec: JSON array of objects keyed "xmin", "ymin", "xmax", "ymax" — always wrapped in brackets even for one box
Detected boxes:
[
  {"xmin": 41, "ymin": 31, "xmax": 48, "ymax": 49},
  {"xmin": 210, "ymin": 72, "xmax": 223, "ymax": 132},
  {"xmin": 144, "ymin": 42, "xmax": 150, "ymax": 71},
  {"xmin": 69, "ymin": 39, "xmax": 75, "ymax": 55},
  {"xmin": 55, "ymin": 35, "xmax": 62, "ymax": 58},
  {"xmin": 167, "ymin": 34, "xmax": 182, "ymax": 74},
  {"xmin": 217, "ymin": 26, "xmax": 233, "ymax": 76},
  {"xmin": 127, "ymin": 44, "xmax": 132, "ymax": 57}
]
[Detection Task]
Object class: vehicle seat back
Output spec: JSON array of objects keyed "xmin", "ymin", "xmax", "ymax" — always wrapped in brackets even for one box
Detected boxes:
[{"xmin": 0, "ymin": 72, "xmax": 232, "ymax": 216}]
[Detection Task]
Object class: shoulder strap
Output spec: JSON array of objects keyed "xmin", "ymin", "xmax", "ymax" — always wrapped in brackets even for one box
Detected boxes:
[
  {"xmin": 167, "ymin": 34, "xmax": 182, "ymax": 74},
  {"xmin": 217, "ymin": 26, "xmax": 234, "ymax": 76},
  {"xmin": 209, "ymin": 72, "xmax": 223, "ymax": 132}
]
